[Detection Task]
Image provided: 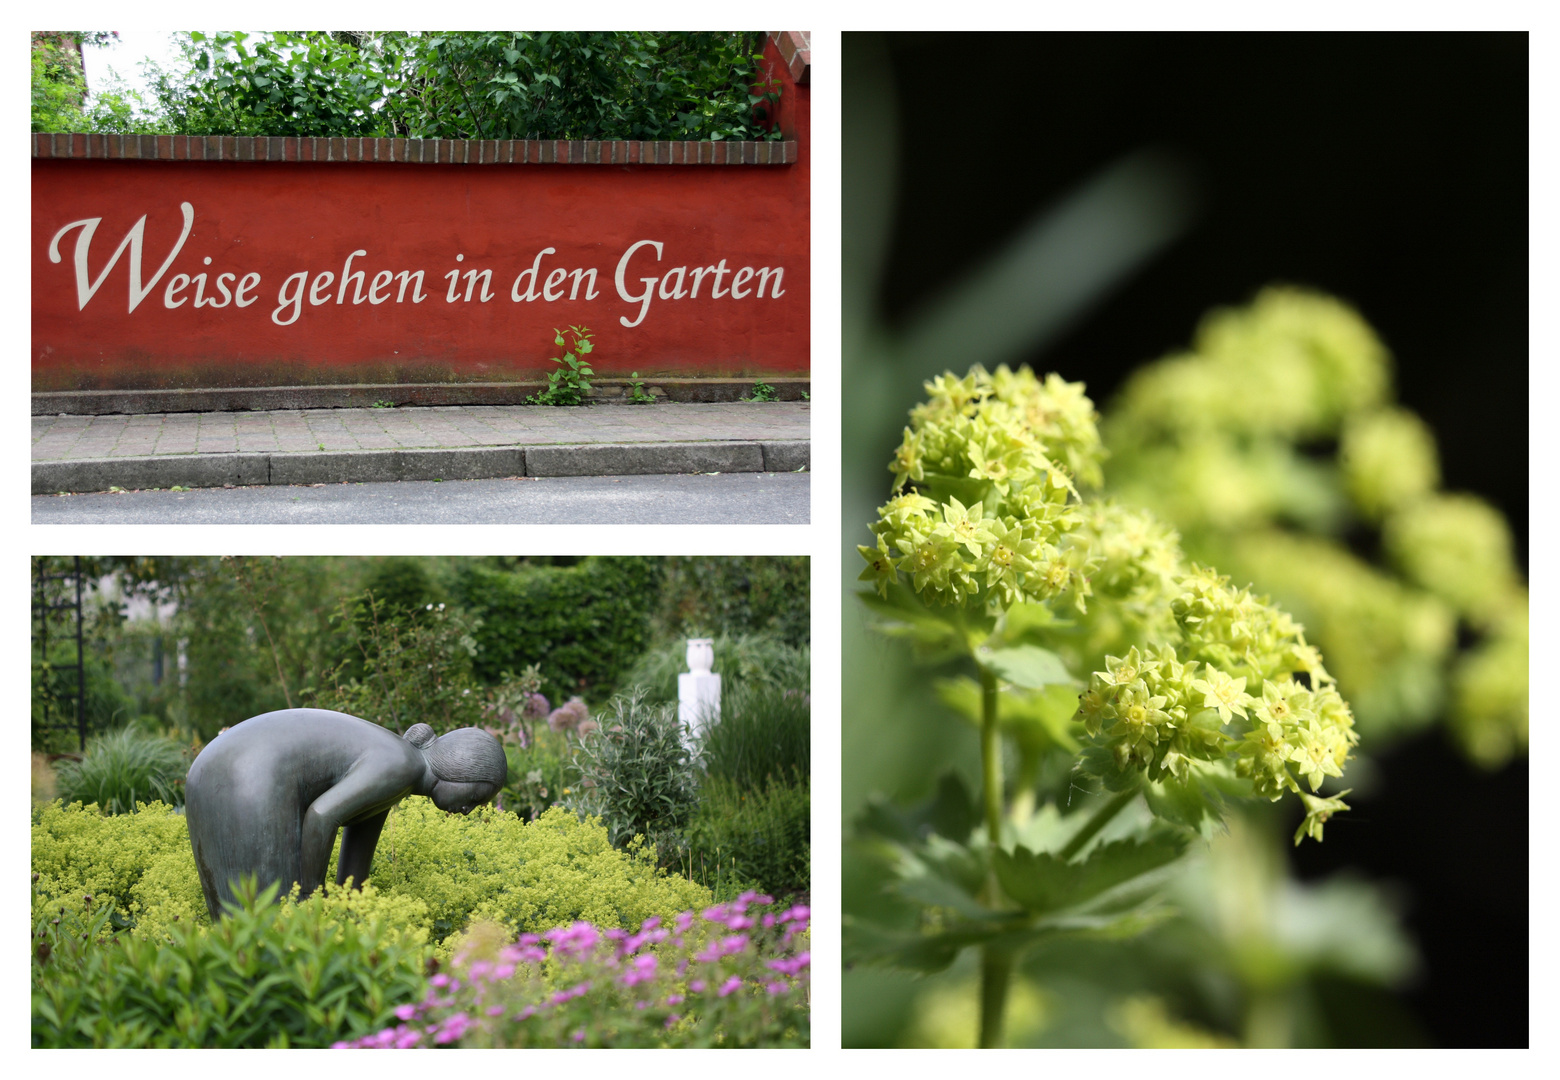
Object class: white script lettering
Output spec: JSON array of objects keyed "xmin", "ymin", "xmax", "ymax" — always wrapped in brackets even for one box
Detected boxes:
[{"xmin": 48, "ymin": 202, "xmax": 195, "ymax": 314}]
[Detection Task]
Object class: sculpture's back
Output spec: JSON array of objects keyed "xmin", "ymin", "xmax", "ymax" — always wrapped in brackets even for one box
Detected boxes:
[{"xmin": 185, "ymin": 709, "xmax": 428, "ymax": 918}]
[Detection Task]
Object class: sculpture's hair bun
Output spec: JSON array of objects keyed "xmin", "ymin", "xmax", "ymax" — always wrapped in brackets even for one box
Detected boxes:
[
  {"xmin": 403, "ymin": 723, "xmax": 437, "ymax": 749},
  {"xmin": 426, "ymin": 728, "xmax": 508, "ymax": 787}
]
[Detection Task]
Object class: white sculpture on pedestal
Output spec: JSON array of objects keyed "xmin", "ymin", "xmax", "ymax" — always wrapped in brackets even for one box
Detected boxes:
[{"xmin": 678, "ymin": 637, "xmax": 721, "ymax": 740}]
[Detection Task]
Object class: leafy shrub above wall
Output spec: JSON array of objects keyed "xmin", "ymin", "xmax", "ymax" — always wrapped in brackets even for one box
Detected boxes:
[
  {"xmin": 101, "ymin": 31, "xmax": 785, "ymax": 142},
  {"xmin": 455, "ymin": 556, "xmax": 661, "ymax": 703}
]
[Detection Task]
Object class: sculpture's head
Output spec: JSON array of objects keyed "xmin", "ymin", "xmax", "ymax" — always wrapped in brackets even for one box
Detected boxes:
[{"xmin": 404, "ymin": 724, "xmax": 507, "ymax": 814}]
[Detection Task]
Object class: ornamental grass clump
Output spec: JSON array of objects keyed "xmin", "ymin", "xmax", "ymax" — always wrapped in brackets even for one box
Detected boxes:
[
  {"xmin": 701, "ymin": 680, "xmax": 810, "ymax": 788},
  {"xmin": 851, "ymin": 362, "xmax": 1359, "ymax": 1047},
  {"xmin": 54, "ymin": 727, "xmax": 191, "ymax": 815},
  {"xmin": 334, "ymin": 891, "xmax": 810, "ymax": 1048}
]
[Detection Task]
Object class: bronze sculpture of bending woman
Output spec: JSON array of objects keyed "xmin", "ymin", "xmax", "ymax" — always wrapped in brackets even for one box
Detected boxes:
[{"xmin": 185, "ymin": 709, "xmax": 507, "ymax": 919}]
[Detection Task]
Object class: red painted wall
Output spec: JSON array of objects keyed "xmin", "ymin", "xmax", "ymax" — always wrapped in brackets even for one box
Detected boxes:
[{"xmin": 32, "ymin": 46, "xmax": 809, "ymax": 393}]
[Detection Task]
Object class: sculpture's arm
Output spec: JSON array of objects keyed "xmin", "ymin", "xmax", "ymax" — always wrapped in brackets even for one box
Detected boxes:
[
  {"xmin": 299, "ymin": 766, "xmax": 405, "ymax": 897},
  {"xmin": 336, "ymin": 810, "xmax": 389, "ymax": 889}
]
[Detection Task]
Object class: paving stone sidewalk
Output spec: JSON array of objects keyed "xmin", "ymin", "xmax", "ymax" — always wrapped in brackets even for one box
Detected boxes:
[{"xmin": 32, "ymin": 402, "xmax": 809, "ymax": 494}]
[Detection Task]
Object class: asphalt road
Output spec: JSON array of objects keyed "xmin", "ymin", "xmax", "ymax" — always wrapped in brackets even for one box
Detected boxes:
[{"xmin": 31, "ymin": 472, "xmax": 810, "ymax": 525}]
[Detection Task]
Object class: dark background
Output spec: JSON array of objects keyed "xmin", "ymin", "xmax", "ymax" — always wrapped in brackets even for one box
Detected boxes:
[{"xmin": 873, "ymin": 31, "xmax": 1527, "ymax": 1048}]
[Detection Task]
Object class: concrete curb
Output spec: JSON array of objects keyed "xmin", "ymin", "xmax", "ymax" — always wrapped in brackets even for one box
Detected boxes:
[
  {"xmin": 32, "ymin": 379, "xmax": 811, "ymax": 414},
  {"xmin": 32, "ymin": 441, "xmax": 809, "ymax": 494}
]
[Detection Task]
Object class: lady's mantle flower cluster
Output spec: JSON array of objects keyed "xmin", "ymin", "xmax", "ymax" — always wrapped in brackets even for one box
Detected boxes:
[
  {"xmin": 860, "ymin": 361, "xmax": 1359, "ymax": 843},
  {"xmin": 860, "ymin": 365, "xmax": 1106, "ymax": 610},
  {"xmin": 333, "ymin": 892, "xmax": 810, "ymax": 1048},
  {"xmin": 1075, "ymin": 564, "xmax": 1360, "ymax": 842}
]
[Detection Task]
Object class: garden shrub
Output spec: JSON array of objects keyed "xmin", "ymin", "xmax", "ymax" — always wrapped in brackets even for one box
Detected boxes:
[
  {"xmin": 31, "ymin": 799, "xmax": 202, "ymax": 936},
  {"xmin": 358, "ymin": 800, "xmax": 710, "ymax": 952},
  {"xmin": 687, "ymin": 776, "xmax": 810, "ymax": 898},
  {"xmin": 33, "ymin": 798, "xmax": 709, "ymax": 958},
  {"xmin": 358, "ymin": 557, "xmax": 438, "ymax": 619},
  {"xmin": 32, "ymin": 641, "xmax": 140, "ymax": 754},
  {"xmin": 171, "ymin": 557, "xmax": 351, "ymax": 741},
  {"xmin": 623, "ymin": 630, "xmax": 810, "ymax": 706},
  {"xmin": 32, "ymin": 878, "xmax": 428, "ymax": 1048},
  {"xmin": 52, "ymin": 727, "xmax": 192, "ymax": 813},
  {"xmin": 564, "ymin": 691, "xmax": 702, "ymax": 863},
  {"xmin": 499, "ymin": 729, "xmax": 578, "ymax": 821},
  {"xmin": 146, "ymin": 32, "xmax": 780, "ymax": 142},
  {"xmin": 454, "ymin": 557, "xmax": 660, "ymax": 703},
  {"xmin": 307, "ymin": 592, "xmax": 487, "ymax": 735}
]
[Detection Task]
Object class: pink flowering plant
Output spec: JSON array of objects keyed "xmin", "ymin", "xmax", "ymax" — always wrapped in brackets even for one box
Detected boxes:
[{"xmin": 334, "ymin": 891, "xmax": 809, "ymax": 1048}]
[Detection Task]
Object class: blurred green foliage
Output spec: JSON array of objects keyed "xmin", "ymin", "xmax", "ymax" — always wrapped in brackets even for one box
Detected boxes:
[
  {"xmin": 653, "ymin": 555, "xmax": 811, "ymax": 647},
  {"xmin": 31, "ymin": 641, "xmax": 138, "ymax": 755},
  {"xmin": 31, "ymin": 556, "xmax": 807, "ymax": 748},
  {"xmin": 623, "ymin": 629, "xmax": 810, "ymax": 706},
  {"xmin": 688, "ymin": 774, "xmax": 810, "ymax": 899},
  {"xmin": 1103, "ymin": 287, "xmax": 1528, "ymax": 767},
  {"xmin": 498, "ymin": 727, "xmax": 576, "ymax": 822},
  {"xmin": 701, "ymin": 680, "xmax": 810, "ymax": 790},
  {"xmin": 307, "ymin": 591, "xmax": 489, "ymax": 735}
]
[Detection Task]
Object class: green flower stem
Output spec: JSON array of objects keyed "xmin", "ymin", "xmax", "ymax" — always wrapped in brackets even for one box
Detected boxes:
[
  {"xmin": 976, "ymin": 663, "xmax": 1011, "ymax": 1049},
  {"xmin": 1059, "ymin": 787, "xmax": 1138, "ymax": 862},
  {"xmin": 980, "ymin": 664, "xmax": 1003, "ymax": 848},
  {"xmin": 1243, "ymin": 987, "xmax": 1295, "ymax": 1048},
  {"xmin": 978, "ymin": 944, "xmax": 1012, "ymax": 1048}
]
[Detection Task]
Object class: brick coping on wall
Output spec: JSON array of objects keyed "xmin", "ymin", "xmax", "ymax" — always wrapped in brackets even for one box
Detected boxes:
[
  {"xmin": 773, "ymin": 30, "xmax": 811, "ymax": 83},
  {"xmin": 32, "ymin": 133, "xmax": 797, "ymax": 166}
]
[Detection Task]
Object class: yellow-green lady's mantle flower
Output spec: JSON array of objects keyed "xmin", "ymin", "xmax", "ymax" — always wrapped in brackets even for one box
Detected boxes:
[
  {"xmin": 867, "ymin": 364, "xmax": 1104, "ymax": 612},
  {"xmin": 1075, "ymin": 565, "xmax": 1359, "ymax": 810},
  {"xmin": 857, "ymin": 537, "xmax": 900, "ymax": 598}
]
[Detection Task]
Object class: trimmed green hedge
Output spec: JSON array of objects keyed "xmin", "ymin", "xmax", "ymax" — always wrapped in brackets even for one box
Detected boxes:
[{"xmin": 455, "ymin": 556, "xmax": 661, "ymax": 702}]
